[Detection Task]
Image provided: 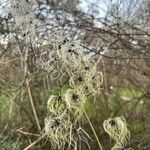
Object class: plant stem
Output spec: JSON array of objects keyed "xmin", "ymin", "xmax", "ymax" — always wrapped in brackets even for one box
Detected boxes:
[
  {"xmin": 26, "ymin": 79, "xmax": 41, "ymax": 132},
  {"xmin": 23, "ymin": 133, "xmax": 47, "ymax": 150},
  {"xmin": 84, "ymin": 110, "xmax": 103, "ymax": 150}
]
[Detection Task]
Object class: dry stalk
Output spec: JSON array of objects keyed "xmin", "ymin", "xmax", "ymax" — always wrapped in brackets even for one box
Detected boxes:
[
  {"xmin": 26, "ymin": 79, "xmax": 41, "ymax": 132},
  {"xmin": 84, "ymin": 110, "xmax": 103, "ymax": 150},
  {"xmin": 23, "ymin": 133, "xmax": 47, "ymax": 150}
]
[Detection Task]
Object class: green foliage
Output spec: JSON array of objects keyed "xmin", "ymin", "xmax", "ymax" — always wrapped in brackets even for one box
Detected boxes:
[
  {"xmin": 0, "ymin": 92, "xmax": 10, "ymax": 124},
  {"xmin": 0, "ymin": 133, "xmax": 21, "ymax": 150},
  {"xmin": 112, "ymin": 87, "xmax": 143, "ymax": 99},
  {"xmin": 32, "ymin": 145, "xmax": 41, "ymax": 150}
]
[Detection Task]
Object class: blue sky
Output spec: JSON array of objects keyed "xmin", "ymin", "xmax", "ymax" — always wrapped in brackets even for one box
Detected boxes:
[{"xmin": 79, "ymin": 0, "xmax": 108, "ymax": 17}]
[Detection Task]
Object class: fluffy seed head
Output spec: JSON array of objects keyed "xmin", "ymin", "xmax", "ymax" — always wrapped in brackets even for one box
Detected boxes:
[{"xmin": 103, "ymin": 117, "xmax": 131, "ymax": 150}]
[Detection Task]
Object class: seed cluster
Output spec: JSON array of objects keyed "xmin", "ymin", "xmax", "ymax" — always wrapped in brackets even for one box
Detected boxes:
[
  {"xmin": 10, "ymin": 2, "xmax": 103, "ymax": 148},
  {"xmin": 37, "ymin": 30, "xmax": 103, "ymax": 149},
  {"xmin": 10, "ymin": 0, "xmax": 38, "ymax": 43},
  {"xmin": 103, "ymin": 117, "xmax": 131, "ymax": 150}
]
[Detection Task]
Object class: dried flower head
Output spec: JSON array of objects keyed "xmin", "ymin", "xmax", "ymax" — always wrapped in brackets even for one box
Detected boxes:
[
  {"xmin": 47, "ymin": 95, "xmax": 66, "ymax": 114},
  {"xmin": 48, "ymin": 30, "xmax": 70, "ymax": 49},
  {"xmin": 103, "ymin": 117, "xmax": 131, "ymax": 150},
  {"xmin": 34, "ymin": 31, "xmax": 84, "ymax": 75},
  {"xmin": 44, "ymin": 112, "xmax": 71, "ymax": 149},
  {"xmin": 11, "ymin": 0, "xmax": 38, "ymax": 42},
  {"xmin": 69, "ymin": 70, "xmax": 87, "ymax": 88},
  {"xmin": 67, "ymin": 125, "xmax": 92, "ymax": 150},
  {"xmin": 34, "ymin": 50, "xmax": 58, "ymax": 72},
  {"xmin": 57, "ymin": 41, "xmax": 84, "ymax": 70},
  {"xmin": 69, "ymin": 69, "xmax": 103, "ymax": 96},
  {"xmin": 41, "ymin": 29, "xmax": 103, "ymax": 150},
  {"xmin": 11, "ymin": 0, "xmax": 32, "ymax": 17},
  {"xmin": 85, "ymin": 71, "xmax": 103, "ymax": 95},
  {"xmin": 64, "ymin": 89, "xmax": 86, "ymax": 112}
]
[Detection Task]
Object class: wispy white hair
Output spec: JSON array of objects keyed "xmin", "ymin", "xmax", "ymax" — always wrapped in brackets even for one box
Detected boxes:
[{"xmin": 103, "ymin": 116, "xmax": 131, "ymax": 150}]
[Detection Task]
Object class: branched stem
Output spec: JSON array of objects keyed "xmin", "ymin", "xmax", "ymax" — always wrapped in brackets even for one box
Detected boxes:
[{"xmin": 23, "ymin": 133, "xmax": 47, "ymax": 150}]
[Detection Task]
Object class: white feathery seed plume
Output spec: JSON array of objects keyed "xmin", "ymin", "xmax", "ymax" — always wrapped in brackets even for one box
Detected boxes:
[{"xmin": 103, "ymin": 116, "xmax": 132, "ymax": 150}]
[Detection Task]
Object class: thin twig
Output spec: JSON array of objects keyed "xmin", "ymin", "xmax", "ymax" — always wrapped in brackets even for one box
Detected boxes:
[
  {"xmin": 24, "ymin": 47, "xmax": 41, "ymax": 132},
  {"xmin": 0, "ymin": 57, "xmax": 20, "ymax": 65},
  {"xmin": 23, "ymin": 133, "xmax": 47, "ymax": 150},
  {"xmin": 84, "ymin": 110, "xmax": 103, "ymax": 150},
  {"xmin": 26, "ymin": 79, "xmax": 41, "ymax": 132},
  {"xmin": 16, "ymin": 128, "xmax": 40, "ymax": 137}
]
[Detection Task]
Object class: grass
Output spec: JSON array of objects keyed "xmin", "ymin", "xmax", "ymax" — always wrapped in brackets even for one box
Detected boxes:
[
  {"xmin": 112, "ymin": 87, "xmax": 143, "ymax": 99},
  {"xmin": 0, "ymin": 85, "xmax": 149, "ymax": 149},
  {"xmin": 0, "ymin": 133, "xmax": 21, "ymax": 150},
  {"xmin": 0, "ymin": 92, "xmax": 10, "ymax": 124}
]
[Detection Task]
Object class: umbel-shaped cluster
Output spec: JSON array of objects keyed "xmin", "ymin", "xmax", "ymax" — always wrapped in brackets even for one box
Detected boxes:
[{"xmin": 35, "ymin": 30, "xmax": 103, "ymax": 149}]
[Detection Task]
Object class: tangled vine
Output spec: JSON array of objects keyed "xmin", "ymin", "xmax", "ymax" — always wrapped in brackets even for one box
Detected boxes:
[
  {"xmin": 10, "ymin": 1, "xmax": 103, "ymax": 149},
  {"xmin": 34, "ymin": 30, "xmax": 103, "ymax": 149}
]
